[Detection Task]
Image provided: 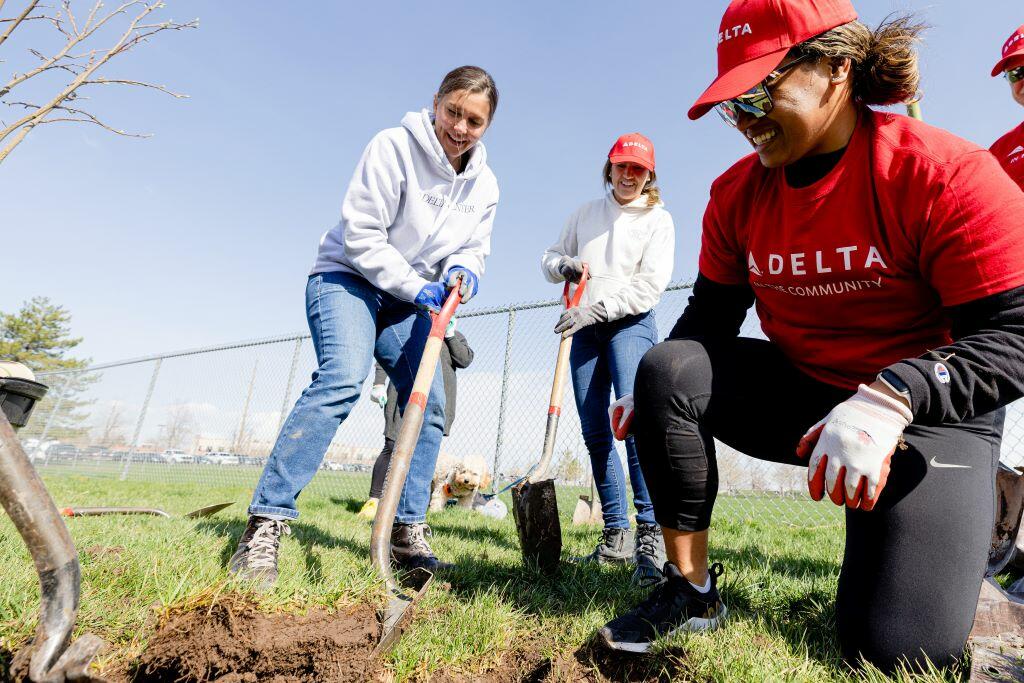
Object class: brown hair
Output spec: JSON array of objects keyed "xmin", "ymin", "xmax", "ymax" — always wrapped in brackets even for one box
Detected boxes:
[
  {"xmin": 796, "ymin": 15, "xmax": 926, "ymax": 107},
  {"xmin": 603, "ymin": 161, "xmax": 661, "ymax": 207},
  {"xmin": 437, "ymin": 65, "xmax": 499, "ymax": 121}
]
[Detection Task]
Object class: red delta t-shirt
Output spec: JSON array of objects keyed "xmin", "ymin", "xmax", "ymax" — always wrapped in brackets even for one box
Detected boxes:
[
  {"xmin": 699, "ymin": 108, "xmax": 1024, "ymax": 389},
  {"xmin": 991, "ymin": 121, "xmax": 1024, "ymax": 191}
]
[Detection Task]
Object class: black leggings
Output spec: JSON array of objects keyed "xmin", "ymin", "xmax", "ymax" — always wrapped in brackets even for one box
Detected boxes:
[
  {"xmin": 634, "ymin": 337, "xmax": 1002, "ymax": 672},
  {"xmin": 369, "ymin": 437, "xmax": 394, "ymax": 500}
]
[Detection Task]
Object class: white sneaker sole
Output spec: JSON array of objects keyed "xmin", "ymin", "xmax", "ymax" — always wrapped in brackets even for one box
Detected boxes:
[{"xmin": 600, "ymin": 605, "xmax": 727, "ymax": 654}]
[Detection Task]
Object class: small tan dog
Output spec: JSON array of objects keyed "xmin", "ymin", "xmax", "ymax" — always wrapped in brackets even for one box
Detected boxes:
[{"xmin": 429, "ymin": 453, "xmax": 492, "ymax": 511}]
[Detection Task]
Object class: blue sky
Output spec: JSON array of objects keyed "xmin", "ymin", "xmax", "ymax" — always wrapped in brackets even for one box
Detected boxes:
[{"xmin": 1, "ymin": 0, "xmax": 1020, "ymax": 363}]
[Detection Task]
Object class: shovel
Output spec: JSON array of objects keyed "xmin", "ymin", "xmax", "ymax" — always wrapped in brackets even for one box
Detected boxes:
[
  {"xmin": 987, "ymin": 463, "xmax": 1024, "ymax": 576},
  {"xmin": 58, "ymin": 502, "xmax": 235, "ymax": 519},
  {"xmin": 370, "ymin": 281, "xmax": 462, "ymax": 655},
  {"xmin": 512, "ymin": 266, "xmax": 589, "ymax": 574},
  {"xmin": 0, "ymin": 375, "xmax": 105, "ymax": 682},
  {"xmin": 572, "ymin": 478, "xmax": 603, "ymax": 526}
]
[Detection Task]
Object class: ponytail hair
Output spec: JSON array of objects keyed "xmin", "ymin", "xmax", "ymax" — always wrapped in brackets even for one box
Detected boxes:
[
  {"xmin": 797, "ymin": 15, "xmax": 926, "ymax": 107},
  {"xmin": 602, "ymin": 160, "xmax": 662, "ymax": 207}
]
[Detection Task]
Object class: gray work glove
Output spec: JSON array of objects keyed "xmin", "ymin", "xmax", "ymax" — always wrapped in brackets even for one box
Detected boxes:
[
  {"xmin": 557, "ymin": 256, "xmax": 586, "ymax": 283},
  {"xmin": 554, "ymin": 302, "xmax": 607, "ymax": 338}
]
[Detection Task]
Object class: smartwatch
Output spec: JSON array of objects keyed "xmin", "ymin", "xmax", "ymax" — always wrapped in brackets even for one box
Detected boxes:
[{"xmin": 877, "ymin": 369, "xmax": 911, "ymax": 402}]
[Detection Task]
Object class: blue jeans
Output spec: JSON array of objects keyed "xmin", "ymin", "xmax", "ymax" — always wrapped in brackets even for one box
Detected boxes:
[
  {"xmin": 569, "ymin": 311, "xmax": 657, "ymax": 529},
  {"xmin": 249, "ymin": 272, "xmax": 446, "ymax": 524}
]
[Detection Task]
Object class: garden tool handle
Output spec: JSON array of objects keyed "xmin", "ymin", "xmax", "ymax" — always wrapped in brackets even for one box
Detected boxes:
[
  {"xmin": 370, "ymin": 277, "xmax": 462, "ymax": 589},
  {"xmin": 531, "ymin": 269, "xmax": 590, "ymax": 483},
  {"xmin": 561, "ymin": 263, "xmax": 590, "ymax": 309}
]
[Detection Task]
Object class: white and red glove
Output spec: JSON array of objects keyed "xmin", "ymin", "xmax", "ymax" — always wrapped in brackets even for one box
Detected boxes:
[
  {"xmin": 608, "ymin": 393, "xmax": 635, "ymax": 441},
  {"xmin": 796, "ymin": 384, "xmax": 913, "ymax": 511}
]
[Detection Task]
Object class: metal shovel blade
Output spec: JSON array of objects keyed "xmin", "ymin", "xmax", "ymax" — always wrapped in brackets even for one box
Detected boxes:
[
  {"xmin": 988, "ymin": 463, "xmax": 1024, "ymax": 576},
  {"xmin": 184, "ymin": 501, "xmax": 235, "ymax": 519},
  {"xmin": 512, "ymin": 479, "xmax": 561, "ymax": 574},
  {"xmin": 374, "ymin": 567, "xmax": 433, "ymax": 656},
  {"xmin": 572, "ymin": 495, "xmax": 603, "ymax": 526}
]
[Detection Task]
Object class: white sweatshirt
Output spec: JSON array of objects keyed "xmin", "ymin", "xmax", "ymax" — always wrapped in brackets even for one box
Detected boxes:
[
  {"xmin": 541, "ymin": 193, "xmax": 675, "ymax": 321},
  {"xmin": 312, "ymin": 110, "xmax": 499, "ymax": 302}
]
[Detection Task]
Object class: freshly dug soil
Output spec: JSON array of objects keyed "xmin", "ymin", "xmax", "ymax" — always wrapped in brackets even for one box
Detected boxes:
[{"xmin": 131, "ymin": 601, "xmax": 378, "ymax": 682}]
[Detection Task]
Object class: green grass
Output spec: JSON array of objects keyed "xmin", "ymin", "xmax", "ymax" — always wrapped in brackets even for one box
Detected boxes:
[{"xmin": 0, "ymin": 473, "xmax": 964, "ymax": 681}]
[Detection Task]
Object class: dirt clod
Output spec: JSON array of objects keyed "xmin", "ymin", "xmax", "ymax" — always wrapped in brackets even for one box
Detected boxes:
[{"xmin": 132, "ymin": 601, "xmax": 378, "ymax": 682}]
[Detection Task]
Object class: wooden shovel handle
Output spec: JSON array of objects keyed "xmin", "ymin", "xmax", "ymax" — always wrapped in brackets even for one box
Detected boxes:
[{"xmin": 549, "ymin": 264, "xmax": 589, "ymax": 413}]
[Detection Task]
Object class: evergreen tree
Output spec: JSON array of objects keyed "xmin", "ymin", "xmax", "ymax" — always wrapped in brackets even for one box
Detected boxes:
[{"xmin": 1, "ymin": 297, "xmax": 92, "ymax": 441}]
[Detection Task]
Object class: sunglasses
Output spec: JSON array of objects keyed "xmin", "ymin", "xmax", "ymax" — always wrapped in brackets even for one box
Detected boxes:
[
  {"xmin": 716, "ymin": 54, "xmax": 812, "ymax": 127},
  {"xmin": 1006, "ymin": 66, "xmax": 1024, "ymax": 84}
]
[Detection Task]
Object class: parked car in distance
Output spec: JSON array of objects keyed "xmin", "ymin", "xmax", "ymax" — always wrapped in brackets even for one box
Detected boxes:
[
  {"xmin": 161, "ymin": 449, "xmax": 193, "ymax": 464},
  {"xmin": 205, "ymin": 451, "xmax": 240, "ymax": 466}
]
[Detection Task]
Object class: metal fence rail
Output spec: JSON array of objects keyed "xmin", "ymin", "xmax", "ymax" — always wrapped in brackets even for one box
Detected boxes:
[{"xmin": 21, "ymin": 281, "xmax": 1024, "ymax": 527}]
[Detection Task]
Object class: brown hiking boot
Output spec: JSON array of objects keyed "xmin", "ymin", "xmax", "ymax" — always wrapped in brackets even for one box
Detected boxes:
[
  {"xmin": 390, "ymin": 523, "xmax": 454, "ymax": 572},
  {"xmin": 228, "ymin": 515, "xmax": 290, "ymax": 588}
]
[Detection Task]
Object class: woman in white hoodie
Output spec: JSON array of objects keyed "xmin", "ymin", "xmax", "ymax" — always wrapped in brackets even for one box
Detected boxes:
[
  {"xmin": 229, "ymin": 66, "xmax": 500, "ymax": 586},
  {"xmin": 542, "ymin": 133, "xmax": 675, "ymax": 586}
]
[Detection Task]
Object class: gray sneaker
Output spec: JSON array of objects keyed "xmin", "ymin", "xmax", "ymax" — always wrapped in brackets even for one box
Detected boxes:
[
  {"xmin": 576, "ymin": 527, "xmax": 634, "ymax": 565},
  {"xmin": 228, "ymin": 515, "xmax": 290, "ymax": 588},
  {"xmin": 632, "ymin": 523, "xmax": 667, "ymax": 586},
  {"xmin": 390, "ymin": 523, "xmax": 454, "ymax": 572}
]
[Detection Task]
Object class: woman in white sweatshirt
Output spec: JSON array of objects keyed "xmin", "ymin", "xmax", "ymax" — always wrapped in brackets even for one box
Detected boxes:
[
  {"xmin": 229, "ymin": 66, "xmax": 500, "ymax": 586},
  {"xmin": 542, "ymin": 133, "xmax": 675, "ymax": 586}
]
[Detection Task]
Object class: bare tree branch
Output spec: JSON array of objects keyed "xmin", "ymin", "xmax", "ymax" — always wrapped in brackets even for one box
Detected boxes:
[
  {"xmin": 8, "ymin": 99, "xmax": 152, "ymax": 137},
  {"xmin": 0, "ymin": 1, "xmax": 196, "ymax": 163},
  {"xmin": 63, "ymin": 0, "xmax": 78, "ymax": 36},
  {"xmin": 82, "ymin": 77, "xmax": 187, "ymax": 99},
  {"xmin": 0, "ymin": 0, "xmax": 40, "ymax": 48}
]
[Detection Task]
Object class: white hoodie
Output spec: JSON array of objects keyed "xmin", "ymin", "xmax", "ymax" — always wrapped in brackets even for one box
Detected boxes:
[
  {"xmin": 312, "ymin": 110, "xmax": 499, "ymax": 302},
  {"xmin": 541, "ymin": 194, "xmax": 675, "ymax": 321}
]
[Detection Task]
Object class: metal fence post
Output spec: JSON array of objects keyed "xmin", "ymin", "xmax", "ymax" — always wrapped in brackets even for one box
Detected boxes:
[
  {"xmin": 277, "ymin": 338, "xmax": 303, "ymax": 434},
  {"xmin": 491, "ymin": 308, "xmax": 516, "ymax": 483},
  {"xmin": 120, "ymin": 358, "xmax": 162, "ymax": 481}
]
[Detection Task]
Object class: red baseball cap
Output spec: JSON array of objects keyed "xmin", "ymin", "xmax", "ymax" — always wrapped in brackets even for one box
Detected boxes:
[
  {"xmin": 688, "ymin": 0, "xmax": 858, "ymax": 120},
  {"xmin": 608, "ymin": 133, "xmax": 655, "ymax": 171},
  {"xmin": 991, "ymin": 25, "xmax": 1024, "ymax": 76}
]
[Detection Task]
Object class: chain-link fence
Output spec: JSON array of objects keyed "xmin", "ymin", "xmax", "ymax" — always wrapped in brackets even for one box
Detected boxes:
[{"xmin": 20, "ymin": 281, "xmax": 1024, "ymax": 527}]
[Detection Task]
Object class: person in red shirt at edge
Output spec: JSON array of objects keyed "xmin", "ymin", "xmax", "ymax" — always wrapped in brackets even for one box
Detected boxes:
[
  {"xmin": 990, "ymin": 24, "xmax": 1024, "ymax": 190},
  {"xmin": 598, "ymin": 0, "xmax": 1024, "ymax": 673}
]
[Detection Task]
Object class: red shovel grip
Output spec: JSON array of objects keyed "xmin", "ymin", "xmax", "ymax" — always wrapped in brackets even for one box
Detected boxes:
[{"xmin": 561, "ymin": 263, "xmax": 590, "ymax": 310}]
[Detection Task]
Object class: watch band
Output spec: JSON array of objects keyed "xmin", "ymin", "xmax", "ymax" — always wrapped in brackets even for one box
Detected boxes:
[{"xmin": 877, "ymin": 369, "xmax": 911, "ymax": 400}]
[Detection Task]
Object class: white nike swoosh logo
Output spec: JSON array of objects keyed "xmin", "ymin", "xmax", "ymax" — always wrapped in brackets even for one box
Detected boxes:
[{"xmin": 929, "ymin": 457, "xmax": 971, "ymax": 469}]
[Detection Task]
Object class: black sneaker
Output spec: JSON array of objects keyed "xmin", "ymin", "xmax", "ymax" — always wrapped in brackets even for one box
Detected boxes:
[
  {"xmin": 576, "ymin": 527, "xmax": 634, "ymax": 565},
  {"xmin": 631, "ymin": 524, "xmax": 667, "ymax": 587},
  {"xmin": 600, "ymin": 562, "xmax": 727, "ymax": 653},
  {"xmin": 390, "ymin": 523, "xmax": 454, "ymax": 572},
  {"xmin": 228, "ymin": 515, "xmax": 291, "ymax": 588}
]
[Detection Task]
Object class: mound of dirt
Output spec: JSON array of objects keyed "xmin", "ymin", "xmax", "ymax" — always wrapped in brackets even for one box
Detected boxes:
[{"xmin": 131, "ymin": 601, "xmax": 378, "ymax": 682}]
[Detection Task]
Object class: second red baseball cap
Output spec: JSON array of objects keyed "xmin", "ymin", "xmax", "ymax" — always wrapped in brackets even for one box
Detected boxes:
[
  {"xmin": 608, "ymin": 133, "xmax": 656, "ymax": 172},
  {"xmin": 688, "ymin": 0, "xmax": 858, "ymax": 120},
  {"xmin": 991, "ymin": 25, "xmax": 1024, "ymax": 77}
]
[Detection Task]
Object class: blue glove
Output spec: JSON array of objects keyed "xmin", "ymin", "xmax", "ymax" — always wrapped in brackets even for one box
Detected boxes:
[
  {"xmin": 445, "ymin": 266, "xmax": 479, "ymax": 303},
  {"xmin": 414, "ymin": 282, "xmax": 447, "ymax": 312}
]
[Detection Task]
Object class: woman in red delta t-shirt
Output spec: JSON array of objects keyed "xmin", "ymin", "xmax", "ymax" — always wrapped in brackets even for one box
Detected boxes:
[
  {"xmin": 990, "ymin": 24, "xmax": 1024, "ymax": 190},
  {"xmin": 598, "ymin": 0, "xmax": 1024, "ymax": 673}
]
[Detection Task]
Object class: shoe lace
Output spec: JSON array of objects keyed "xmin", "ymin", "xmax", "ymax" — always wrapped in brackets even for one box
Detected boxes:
[
  {"xmin": 406, "ymin": 523, "xmax": 435, "ymax": 556},
  {"xmin": 635, "ymin": 525, "xmax": 659, "ymax": 558},
  {"xmin": 246, "ymin": 519, "xmax": 290, "ymax": 569},
  {"xmin": 596, "ymin": 527, "xmax": 620, "ymax": 552}
]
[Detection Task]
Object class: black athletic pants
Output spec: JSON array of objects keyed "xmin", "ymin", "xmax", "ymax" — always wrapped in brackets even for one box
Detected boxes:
[
  {"xmin": 633, "ymin": 337, "xmax": 1003, "ymax": 672},
  {"xmin": 369, "ymin": 437, "xmax": 395, "ymax": 500}
]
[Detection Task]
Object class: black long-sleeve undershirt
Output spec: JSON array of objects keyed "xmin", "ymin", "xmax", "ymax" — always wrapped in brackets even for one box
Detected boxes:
[{"xmin": 669, "ymin": 273, "xmax": 1024, "ymax": 426}]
